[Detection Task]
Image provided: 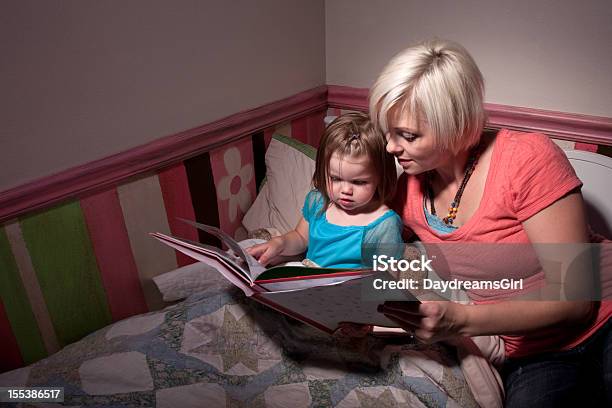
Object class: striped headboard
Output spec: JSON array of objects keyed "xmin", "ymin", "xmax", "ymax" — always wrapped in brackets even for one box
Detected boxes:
[{"xmin": 0, "ymin": 91, "xmax": 326, "ymax": 372}]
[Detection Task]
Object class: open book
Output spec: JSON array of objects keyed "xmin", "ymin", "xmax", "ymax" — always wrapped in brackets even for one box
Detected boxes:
[{"xmin": 151, "ymin": 219, "xmax": 418, "ymax": 334}]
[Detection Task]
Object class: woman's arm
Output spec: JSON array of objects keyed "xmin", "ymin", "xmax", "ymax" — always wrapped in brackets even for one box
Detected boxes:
[
  {"xmin": 380, "ymin": 191, "xmax": 596, "ymax": 342},
  {"xmin": 461, "ymin": 191, "xmax": 594, "ymax": 335}
]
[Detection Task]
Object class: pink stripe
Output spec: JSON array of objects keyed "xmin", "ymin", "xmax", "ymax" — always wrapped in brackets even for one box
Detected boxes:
[
  {"xmin": 327, "ymin": 85, "xmax": 368, "ymax": 111},
  {"xmin": 158, "ymin": 164, "xmax": 198, "ymax": 266},
  {"xmin": 0, "ymin": 86, "xmax": 327, "ymax": 223},
  {"xmin": 574, "ymin": 142, "xmax": 598, "ymax": 152},
  {"xmin": 81, "ymin": 189, "xmax": 148, "ymax": 321},
  {"xmin": 4, "ymin": 83, "xmax": 610, "ymax": 225},
  {"xmin": 264, "ymin": 127, "xmax": 274, "ymax": 150},
  {"xmin": 326, "ymin": 84, "xmax": 612, "ymax": 145},
  {"xmin": 307, "ymin": 110, "xmax": 326, "ymax": 147},
  {"xmin": 0, "ymin": 299, "xmax": 23, "ymax": 373},
  {"xmin": 291, "ymin": 116, "xmax": 309, "ymax": 144}
]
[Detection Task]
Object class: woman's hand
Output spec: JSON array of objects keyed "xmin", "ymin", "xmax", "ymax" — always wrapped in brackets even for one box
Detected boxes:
[
  {"xmin": 246, "ymin": 237, "xmax": 285, "ymax": 266},
  {"xmin": 378, "ymin": 301, "xmax": 468, "ymax": 343}
]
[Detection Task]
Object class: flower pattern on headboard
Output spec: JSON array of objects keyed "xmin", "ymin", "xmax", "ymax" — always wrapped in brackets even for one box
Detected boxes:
[
  {"xmin": 216, "ymin": 147, "xmax": 254, "ymax": 223},
  {"xmin": 210, "ymin": 139, "xmax": 256, "ymax": 240}
]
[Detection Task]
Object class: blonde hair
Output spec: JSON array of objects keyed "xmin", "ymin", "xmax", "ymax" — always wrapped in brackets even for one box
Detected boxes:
[
  {"xmin": 312, "ymin": 112, "xmax": 396, "ymax": 210},
  {"xmin": 369, "ymin": 39, "xmax": 486, "ymax": 154}
]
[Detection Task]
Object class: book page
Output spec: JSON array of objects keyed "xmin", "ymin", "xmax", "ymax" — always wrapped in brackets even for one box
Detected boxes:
[
  {"xmin": 150, "ymin": 233, "xmax": 256, "ymax": 296},
  {"xmin": 257, "ymin": 273, "xmax": 367, "ymax": 292},
  {"xmin": 151, "ymin": 232, "xmax": 251, "ymax": 279},
  {"xmin": 256, "ymin": 274, "xmax": 418, "ymax": 332},
  {"xmin": 178, "ymin": 218, "xmax": 266, "ymax": 279}
]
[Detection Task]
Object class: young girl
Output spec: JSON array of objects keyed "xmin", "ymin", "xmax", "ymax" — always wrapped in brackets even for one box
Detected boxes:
[{"xmin": 247, "ymin": 112, "xmax": 404, "ymax": 269}]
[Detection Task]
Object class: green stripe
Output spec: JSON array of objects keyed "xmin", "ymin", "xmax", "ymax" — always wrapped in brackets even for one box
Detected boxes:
[
  {"xmin": 272, "ymin": 133, "xmax": 317, "ymax": 159},
  {"xmin": 0, "ymin": 227, "xmax": 47, "ymax": 364},
  {"xmin": 20, "ymin": 202, "xmax": 112, "ymax": 347}
]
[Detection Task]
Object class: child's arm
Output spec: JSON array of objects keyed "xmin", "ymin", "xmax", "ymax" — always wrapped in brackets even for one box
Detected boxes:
[{"xmin": 246, "ymin": 217, "xmax": 309, "ymax": 266}]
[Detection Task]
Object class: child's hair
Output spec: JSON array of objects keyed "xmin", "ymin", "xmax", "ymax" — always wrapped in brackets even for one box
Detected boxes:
[{"xmin": 312, "ymin": 112, "xmax": 397, "ymax": 211}]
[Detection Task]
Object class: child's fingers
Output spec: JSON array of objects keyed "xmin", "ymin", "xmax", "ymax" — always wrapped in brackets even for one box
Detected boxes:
[
  {"xmin": 261, "ymin": 243, "xmax": 284, "ymax": 266},
  {"xmin": 246, "ymin": 244, "xmax": 268, "ymax": 258},
  {"xmin": 258, "ymin": 248, "xmax": 275, "ymax": 266},
  {"xmin": 245, "ymin": 243, "xmax": 263, "ymax": 254}
]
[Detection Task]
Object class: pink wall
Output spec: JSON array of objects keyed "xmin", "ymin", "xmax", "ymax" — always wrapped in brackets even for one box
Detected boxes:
[
  {"xmin": 0, "ymin": 0, "xmax": 325, "ymax": 192},
  {"xmin": 326, "ymin": 0, "xmax": 612, "ymax": 117}
]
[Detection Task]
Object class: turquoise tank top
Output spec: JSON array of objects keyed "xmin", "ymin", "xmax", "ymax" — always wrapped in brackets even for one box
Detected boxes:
[{"xmin": 302, "ymin": 190, "xmax": 404, "ymax": 268}]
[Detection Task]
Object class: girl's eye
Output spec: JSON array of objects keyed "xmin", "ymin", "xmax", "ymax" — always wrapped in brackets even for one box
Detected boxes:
[
  {"xmin": 330, "ymin": 176, "xmax": 341, "ymax": 182},
  {"xmin": 352, "ymin": 180, "xmax": 367, "ymax": 186}
]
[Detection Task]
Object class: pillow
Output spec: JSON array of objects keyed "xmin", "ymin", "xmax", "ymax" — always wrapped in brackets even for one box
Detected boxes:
[{"xmin": 242, "ymin": 135, "xmax": 316, "ymax": 234}]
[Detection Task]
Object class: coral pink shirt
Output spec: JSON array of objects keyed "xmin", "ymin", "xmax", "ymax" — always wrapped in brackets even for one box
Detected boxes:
[{"xmin": 393, "ymin": 128, "xmax": 611, "ymax": 358}]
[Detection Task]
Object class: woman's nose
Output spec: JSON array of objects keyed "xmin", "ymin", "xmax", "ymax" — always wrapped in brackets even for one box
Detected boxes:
[{"xmin": 386, "ymin": 135, "xmax": 402, "ymax": 155}]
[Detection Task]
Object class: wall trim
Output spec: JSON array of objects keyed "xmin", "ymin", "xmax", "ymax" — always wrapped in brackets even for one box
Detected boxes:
[
  {"xmin": 327, "ymin": 85, "xmax": 612, "ymax": 145},
  {"xmin": 2, "ymin": 83, "xmax": 611, "ymax": 223},
  {"xmin": 0, "ymin": 86, "xmax": 328, "ymax": 223}
]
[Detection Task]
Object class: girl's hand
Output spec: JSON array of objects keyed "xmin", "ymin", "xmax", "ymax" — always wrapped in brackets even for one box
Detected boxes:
[
  {"xmin": 378, "ymin": 301, "xmax": 468, "ymax": 343},
  {"xmin": 246, "ymin": 237, "xmax": 285, "ymax": 266}
]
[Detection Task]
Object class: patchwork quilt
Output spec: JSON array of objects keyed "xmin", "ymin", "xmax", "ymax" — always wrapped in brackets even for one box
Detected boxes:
[{"xmin": 0, "ymin": 279, "xmax": 478, "ymax": 407}]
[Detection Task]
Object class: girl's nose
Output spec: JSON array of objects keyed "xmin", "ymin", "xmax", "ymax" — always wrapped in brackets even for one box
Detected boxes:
[{"xmin": 341, "ymin": 182, "xmax": 352, "ymax": 194}]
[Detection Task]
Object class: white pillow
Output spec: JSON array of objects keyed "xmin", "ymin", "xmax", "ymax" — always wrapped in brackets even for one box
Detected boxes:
[{"xmin": 242, "ymin": 135, "xmax": 316, "ymax": 234}]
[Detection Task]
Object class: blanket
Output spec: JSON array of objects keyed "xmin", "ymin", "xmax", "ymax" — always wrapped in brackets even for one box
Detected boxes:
[{"xmin": 0, "ymin": 280, "xmax": 483, "ymax": 407}]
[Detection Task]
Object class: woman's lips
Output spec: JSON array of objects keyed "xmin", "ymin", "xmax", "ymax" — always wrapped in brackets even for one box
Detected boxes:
[{"xmin": 398, "ymin": 158, "xmax": 413, "ymax": 167}]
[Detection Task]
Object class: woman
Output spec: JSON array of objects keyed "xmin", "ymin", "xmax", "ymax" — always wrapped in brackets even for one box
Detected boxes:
[{"xmin": 369, "ymin": 39, "xmax": 611, "ymax": 406}]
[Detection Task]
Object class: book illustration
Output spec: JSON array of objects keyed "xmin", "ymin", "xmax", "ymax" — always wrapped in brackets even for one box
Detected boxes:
[{"xmin": 178, "ymin": 218, "xmax": 266, "ymax": 279}]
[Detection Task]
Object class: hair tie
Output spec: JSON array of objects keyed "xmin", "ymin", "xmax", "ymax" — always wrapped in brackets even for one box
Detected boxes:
[{"xmin": 349, "ymin": 132, "xmax": 361, "ymax": 141}]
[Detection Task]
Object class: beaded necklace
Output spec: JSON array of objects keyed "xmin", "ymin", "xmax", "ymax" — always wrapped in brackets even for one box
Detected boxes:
[{"xmin": 425, "ymin": 144, "xmax": 482, "ymax": 225}]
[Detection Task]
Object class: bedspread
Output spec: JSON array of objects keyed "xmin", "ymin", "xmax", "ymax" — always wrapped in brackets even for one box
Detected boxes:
[{"xmin": 0, "ymin": 280, "xmax": 481, "ymax": 407}]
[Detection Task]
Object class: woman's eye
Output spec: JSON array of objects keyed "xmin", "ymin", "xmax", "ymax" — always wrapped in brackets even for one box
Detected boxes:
[{"xmin": 398, "ymin": 131, "xmax": 418, "ymax": 142}]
